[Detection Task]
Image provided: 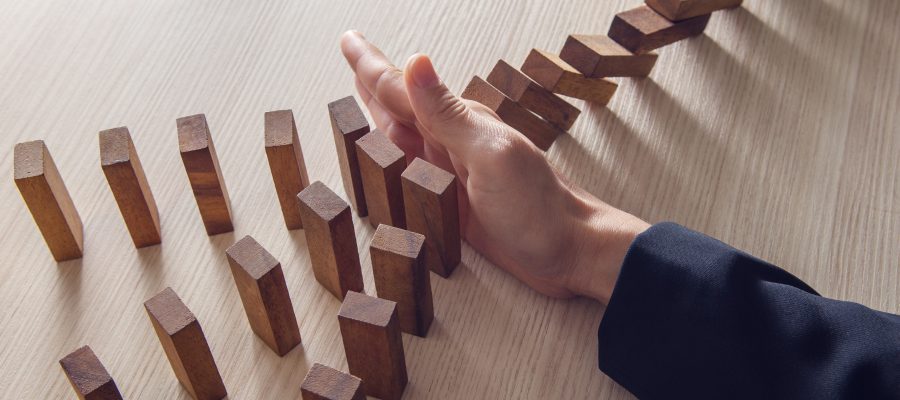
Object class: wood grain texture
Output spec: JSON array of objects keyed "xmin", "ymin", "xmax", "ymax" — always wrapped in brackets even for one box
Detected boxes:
[
  {"xmin": 401, "ymin": 158, "xmax": 461, "ymax": 278},
  {"xmin": 328, "ymin": 96, "xmax": 370, "ymax": 217},
  {"xmin": 608, "ymin": 5, "xmax": 711, "ymax": 54},
  {"xmin": 560, "ymin": 35, "xmax": 658, "ymax": 78},
  {"xmin": 300, "ymin": 363, "xmax": 365, "ymax": 400},
  {"xmin": 646, "ymin": 0, "xmax": 743, "ymax": 21},
  {"xmin": 355, "ymin": 130, "xmax": 407, "ymax": 229},
  {"xmin": 486, "ymin": 59, "xmax": 581, "ymax": 130},
  {"xmin": 265, "ymin": 109, "xmax": 311, "ymax": 230},
  {"xmin": 371, "ymin": 224, "xmax": 433, "ymax": 337},
  {"xmin": 177, "ymin": 114, "xmax": 234, "ymax": 236},
  {"xmin": 522, "ymin": 49, "xmax": 619, "ymax": 104},
  {"xmin": 59, "ymin": 346, "xmax": 123, "ymax": 400}
]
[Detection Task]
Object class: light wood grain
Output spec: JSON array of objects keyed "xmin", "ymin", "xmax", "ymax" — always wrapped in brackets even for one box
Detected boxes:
[{"xmin": 0, "ymin": 0, "xmax": 897, "ymax": 399}]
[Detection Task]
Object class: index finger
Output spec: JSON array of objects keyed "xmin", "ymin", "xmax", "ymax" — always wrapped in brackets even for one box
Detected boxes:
[{"xmin": 340, "ymin": 31, "xmax": 416, "ymax": 124}]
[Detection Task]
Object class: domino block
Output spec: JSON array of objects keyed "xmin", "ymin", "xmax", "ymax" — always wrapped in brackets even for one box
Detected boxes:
[
  {"xmin": 100, "ymin": 127, "xmax": 161, "ymax": 248},
  {"xmin": 328, "ymin": 96, "xmax": 370, "ymax": 217},
  {"xmin": 13, "ymin": 140, "xmax": 83, "ymax": 261},
  {"xmin": 225, "ymin": 235, "xmax": 302, "ymax": 356},
  {"xmin": 59, "ymin": 346, "xmax": 123, "ymax": 400},
  {"xmin": 560, "ymin": 35, "xmax": 658, "ymax": 78},
  {"xmin": 521, "ymin": 50, "xmax": 618, "ymax": 105},
  {"xmin": 144, "ymin": 287, "xmax": 226, "ymax": 400},
  {"xmin": 355, "ymin": 130, "xmax": 406, "ymax": 228},
  {"xmin": 646, "ymin": 0, "xmax": 742, "ymax": 21},
  {"xmin": 401, "ymin": 158, "xmax": 460, "ymax": 278},
  {"xmin": 297, "ymin": 182, "xmax": 364, "ymax": 300},
  {"xmin": 338, "ymin": 291, "xmax": 407, "ymax": 400},
  {"xmin": 177, "ymin": 114, "xmax": 234, "ymax": 236},
  {"xmin": 486, "ymin": 59, "xmax": 581, "ymax": 131},
  {"xmin": 371, "ymin": 224, "xmax": 433, "ymax": 337},
  {"xmin": 265, "ymin": 110, "xmax": 311, "ymax": 230},
  {"xmin": 300, "ymin": 363, "xmax": 365, "ymax": 400},
  {"xmin": 608, "ymin": 5, "xmax": 711, "ymax": 54}
]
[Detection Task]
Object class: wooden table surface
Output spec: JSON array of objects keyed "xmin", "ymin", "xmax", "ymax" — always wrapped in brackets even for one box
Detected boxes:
[{"xmin": 1, "ymin": 0, "xmax": 897, "ymax": 398}]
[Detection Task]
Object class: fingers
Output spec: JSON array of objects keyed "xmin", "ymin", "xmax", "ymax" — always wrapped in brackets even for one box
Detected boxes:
[{"xmin": 340, "ymin": 31, "xmax": 416, "ymax": 124}]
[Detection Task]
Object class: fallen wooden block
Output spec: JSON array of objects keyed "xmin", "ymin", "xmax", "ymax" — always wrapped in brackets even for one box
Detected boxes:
[
  {"xmin": 13, "ymin": 140, "xmax": 83, "ymax": 261},
  {"xmin": 300, "ymin": 363, "xmax": 365, "ymax": 400},
  {"xmin": 401, "ymin": 158, "xmax": 460, "ymax": 278},
  {"xmin": 99, "ymin": 127, "xmax": 161, "ymax": 248},
  {"xmin": 371, "ymin": 224, "xmax": 433, "ymax": 337},
  {"xmin": 608, "ymin": 5, "xmax": 711, "ymax": 54},
  {"xmin": 328, "ymin": 96, "xmax": 370, "ymax": 217},
  {"xmin": 177, "ymin": 114, "xmax": 234, "ymax": 236},
  {"xmin": 297, "ymin": 181, "xmax": 364, "ymax": 300},
  {"xmin": 355, "ymin": 130, "xmax": 406, "ymax": 229},
  {"xmin": 521, "ymin": 49, "xmax": 618, "ymax": 105},
  {"xmin": 560, "ymin": 35, "xmax": 658, "ymax": 78},
  {"xmin": 338, "ymin": 291, "xmax": 407, "ymax": 400},
  {"xmin": 59, "ymin": 346, "xmax": 123, "ymax": 400},
  {"xmin": 265, "ymin": 109, "xmax": 311, "ymax": 230},
  {"xmin": 225, "ymin": 235, "xmax": 302, "ymax": 356},
  {"xmin": 646, "ymin": 0, "xmax": 742, "ymax": 21},
  {"xmin": 485, "ymin": 59, "xmax": 580, "ymax": 131},
  {"xmin": 144, "ymin": 287, "xmax": 227, "ymax": 400}
]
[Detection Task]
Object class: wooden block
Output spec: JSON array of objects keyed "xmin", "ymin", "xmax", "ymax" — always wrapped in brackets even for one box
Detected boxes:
[
  {"xmin": 59, "ymin": 346, "xmax": 123, "ymax": 400},
  {"xmin": 560, "ymin": 35, "xmax": 658, "ymax": 78},
  {"xmin": 265, "ymin": 110, "xmax": 311, "ymax": 230},
  {"xmin": 144, "ymin": 287, "xmax": 226, "ymax": 400},
  {"xmin": 300, "ymin": 363, "xmax": 365, "ymax": 400},
  {"xmin": 13, "ymin": 140, "xmax": 83, "ymax": 261},
  {"xmin": 338, "ymin": 291, "xmax": 407, "ymax": 400},
  {"xmin": 521, "ymin": 49, "xmax": 619, "ymax": 105},
  {"xmin": 646, "ymin": 0, "xmax": 742, "ymax": 21},
  {"xmin": 608, "ymin": 5, "xmax": 711, "ymax": 54},
  {"xmin": 328, "ymin": 96, "xmax": 370, "ymax": 217},
  {"xmin": 177, "ymin": 114, "xmax": 234, "ymax": 236},
  {"xmin": 371, "ymin": 224, "xmax": 433, "ymax": 337},
  {"xmin": 99, "ymin": 127, "xmax": 162, "ymax": 248},
  {"xmin": 225, "ymin": 235, "xmax": 302, "ymax": 356},
  {"xmin": 297, "ymin": 181, "xmax": 364, "ymax": 300},
  {"xmin": 401, "ymin": 158, "xmax": 460, "ymax": 278},
  {"xmin": 355, "ymin": 130, "xmax": 406, "ymax": 229},
  {"xmin": 486, "ymin": 59, "xmax": 580, "ymax": 131}
]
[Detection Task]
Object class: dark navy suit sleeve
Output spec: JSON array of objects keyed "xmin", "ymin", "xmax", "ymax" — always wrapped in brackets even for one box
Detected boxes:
[{"xmin": 598, "ymin": 222, "xmax": 900, "ymax": 400}]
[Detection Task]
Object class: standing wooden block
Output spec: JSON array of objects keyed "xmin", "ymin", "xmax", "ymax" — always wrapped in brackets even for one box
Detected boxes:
[
  {"xmin": 177, "ymin": 114, "xmax": 234, "ymax": 236},
  {"xmin": 560, "ymin": 35, "xmax": 658, "ymax": 78},
  {"xmin": 401, "ymin": 158, "xmax": 460, "ymax": 278},
  {"xmin": 13, "ymin": 140, "xmax": 83, "ymax": 261},
  {"xmin": 328, "ymin": 96, "xmax": 370, "ymax": 217},
  {"xmin": 608, "ymin": 5, "xmax": 711, "ymax": 54},
  {"xmin": 338, "ymin": 291, "xmax": 407, "ymax": 400},
  {"xmin": 371, "ymin": 225, "xmax": 433, "ymax": 337},
  {"xmin": 297, "ymin": 181, "xmax": 364, "ymax": 300},
  {"xmin": 646, "ymin": 0, "xmax": 742, "ymax": 21},
  {"xmin": 100, "ymin": 127, "xmax": 162, "ymax": 248},
  {"xmin": 521, "ymin": 49, "xmax": 619, "ymax": 105},
  {"xmin": 300, "ymin": 363, "xmax": 365, "ymax": 400},
  {"xmin": 144, "ymin": 287, "xmax": 226, "ymax": 400},
  {"xmin": 225, "ymin": 235, "xmax": 302, "ymax": 356},
  {"xmin": 265, "ymin": 110, "xmax": 311, "ymax": 230},
  {"xmin": 59, "ymin": 346, "xmax": 123, "ymax": 400},
  {"xmin": 486, "ymin": 59, "xmax": 581, "ymax": 131},
  {"xmin": 355, "ymin": 130, "xmax": 406, "ymax": 229}
]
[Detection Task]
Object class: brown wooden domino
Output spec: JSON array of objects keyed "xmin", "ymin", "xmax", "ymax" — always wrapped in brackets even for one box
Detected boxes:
[
  {"xmin": 608, "ymin": 5, "xmax": 711, "ymax": 54},
  {"xmin": 177, "ymin": 114, "xmax": 234, "ymax": 236},
  {"xmin": 485, "ymin": 59, "xmax": 580, "ymax": 131},
  {"xmin": 560, "ymin": 35, "xmax": 658, "ymax": 78},
  {"xmin": 328, "ymin": 96, "xmax": 370, "ymax": 217},
  {"xmin": 521, "ymin": 49, "xmax": 619, "ymax": 105},
  {"xmin": 59, "ymin": 346, "xmax": 123, "ymax": 400},
  {"xmin": 144, "ymin": 287, "xmax": 227, "ymax": 400},
  {"xmin": 355, "ymin": 130, "xmax": 406, "ymax": 229},
  {"xmin": 646, "ymin": 0, "xmax": 742, "ymax": 21},
  {"xmin": 265, "ymin": 109, "xmax": 311, "ymax": 230},
  {"xmin": 13, "ymin": 140, "xmax": 83, "ymax": 261},
  {"xmin": 401, "ymin": 158, "xmax": 460, "ymax": 278},
  {"xmin": 225, "ymin": 235, "xmax": 302, "ymax": 356},
  {"xmin": 371, "ymin": 224, "xmax": 433, "ymax": 337},
  {"xmin": 300, "ymin": 363, "xmax": 365, "ymax": 400}
]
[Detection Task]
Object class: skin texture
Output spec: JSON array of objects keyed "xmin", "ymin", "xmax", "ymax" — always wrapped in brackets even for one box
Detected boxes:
[{"xmin": 340, "ymin": 31, "xmax": 650, "ymax": 304}]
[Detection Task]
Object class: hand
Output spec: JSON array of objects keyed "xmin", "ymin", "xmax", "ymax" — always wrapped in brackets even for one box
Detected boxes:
[{"xmin": 340, "ymin": 31, "xmax": 649, "ymax": 304}]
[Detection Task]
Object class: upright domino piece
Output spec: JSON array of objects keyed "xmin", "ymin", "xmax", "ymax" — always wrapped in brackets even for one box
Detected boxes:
[
  {"xmin": 328, "ymin": 96, "xmax": 370, "ymax": 217},
  {"xmin": 608, "ymin": 5, "xmax": 711, "ymax": 54},
  {"xmin": 99, "ymin": 127, "xmax": 161, "ymax": 248},
  {"xmin": 521, "ymin": 49, "xmax": 619, "ymax": 105},
  {"xmin": 355, "ymin": 130, "xmax": 406, "ymax": 228},
  {"xmin": 401, "ymin": 158, "xmax": 460, "ymax": 278},
  {"xmin": 370, "ymin": 225, "xmax": 433, "ymax": 337},
  {"xmin": 486, "ymin": 59, "xmax": 581, "ymax": 131},
  {"xmin": 264, "ymin": 110, "xmax": 311, "ymax": 230},
  {"xmin": 297, "ymin": 182, "xmax": 364, "ymax": 300},
  {"xmin": 338, "ymin": 291, "xmax": 407, "ymax": 400},
  {"xmin": 225, "ymin": 235, "xmax": 302, "ymax": 356},
  {"xmin": 646, "ymin": 0, "xmax": 742, "ymax": 21},
  {"xmin": 300, "ymin": 363, "xmax": 365, "ymax": 400},
  {"xmin": 560, "ymin": 35, "xmax": 658, "ymax": 78},
  {"xmin": 13, "ymin": 140, "xmax": 83, "ymax": 261},
  {"xmin": 177, "ymin": 114, "xmax": 234, "ymax": 236},
  {"xmin": 59, "ymin": 346, "xmax": 123, "ymax": 400},
  {"xmin": 144, "ymin": 287, "xmax": 227, "ymax": 400}
]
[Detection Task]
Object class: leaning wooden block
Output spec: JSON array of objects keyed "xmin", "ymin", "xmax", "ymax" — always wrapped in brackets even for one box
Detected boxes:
[
  {"xmin": 355, "ymin": 130, "xmax": 406, "ymax": 229},
  {"xmin": 177, "ymin": 114, "xmax": 234, "ymax": 236},
  {"xmin": 401, "ymin": 158, "xmax": 460, "ymax": 278},
  {"xmin": 371, "ymin": 224, "xmax": 433, "ymax": 337},
  {"xmin": 100, "ymin": 127, "xmax": 161, "ymax": 248},
  {"xmin": 328, "ymin": 96, "xmax": 370, "ymax": 217},
  {"xmin": 560, "ymin": 35, "xmax": 658, "ymax": 78},
  {"xmin": 300, "ymin": 363, "xmax": 365, "ymax": 400},
  {"xmin": 608, "ymin": 5, "xmax": 711, "ymax": 54},
  {"xmin": 521, "ymin": 49, "xmax": 618, "ymax": 105},
  {"xmin": 646, "ymin": 0, "xmax": 742, "ymax": 21},
  {"xmin": 144, "ymin": 287, "xmax": 227, "ymax": 400},
  {"xmin": 486, "ymin": 59, "xmax": 580, "ymax": 131},
  {"xmin": 14, "ymin": 140, "xmax": 83, "ymax": 261},
  {"xmin": 265, "ymin": 109, "xmax": 311, "ymax": 230},
  {"xmin": 297, "ymin": 182, "xmax": 364, "ymax": 300},
  {"xmin": 338, "ymin": 291, "xmax": 407, "ymax": 400},
  {"xmin": 59, "ymin": 346, "xmax": 123, "ymax": 400},
  {"xmin": 225, "ymin": 235, "xmax": 302, "ymax": 356}
]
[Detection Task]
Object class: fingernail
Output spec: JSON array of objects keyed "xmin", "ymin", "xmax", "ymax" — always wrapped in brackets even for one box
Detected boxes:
[
  {"xmin": 410, "ymin": 54, "xmax": 441, "ymax": 89},
  {"xmin": 343, "ymin": 30, "xmax": 365, "ymax": 43}
]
